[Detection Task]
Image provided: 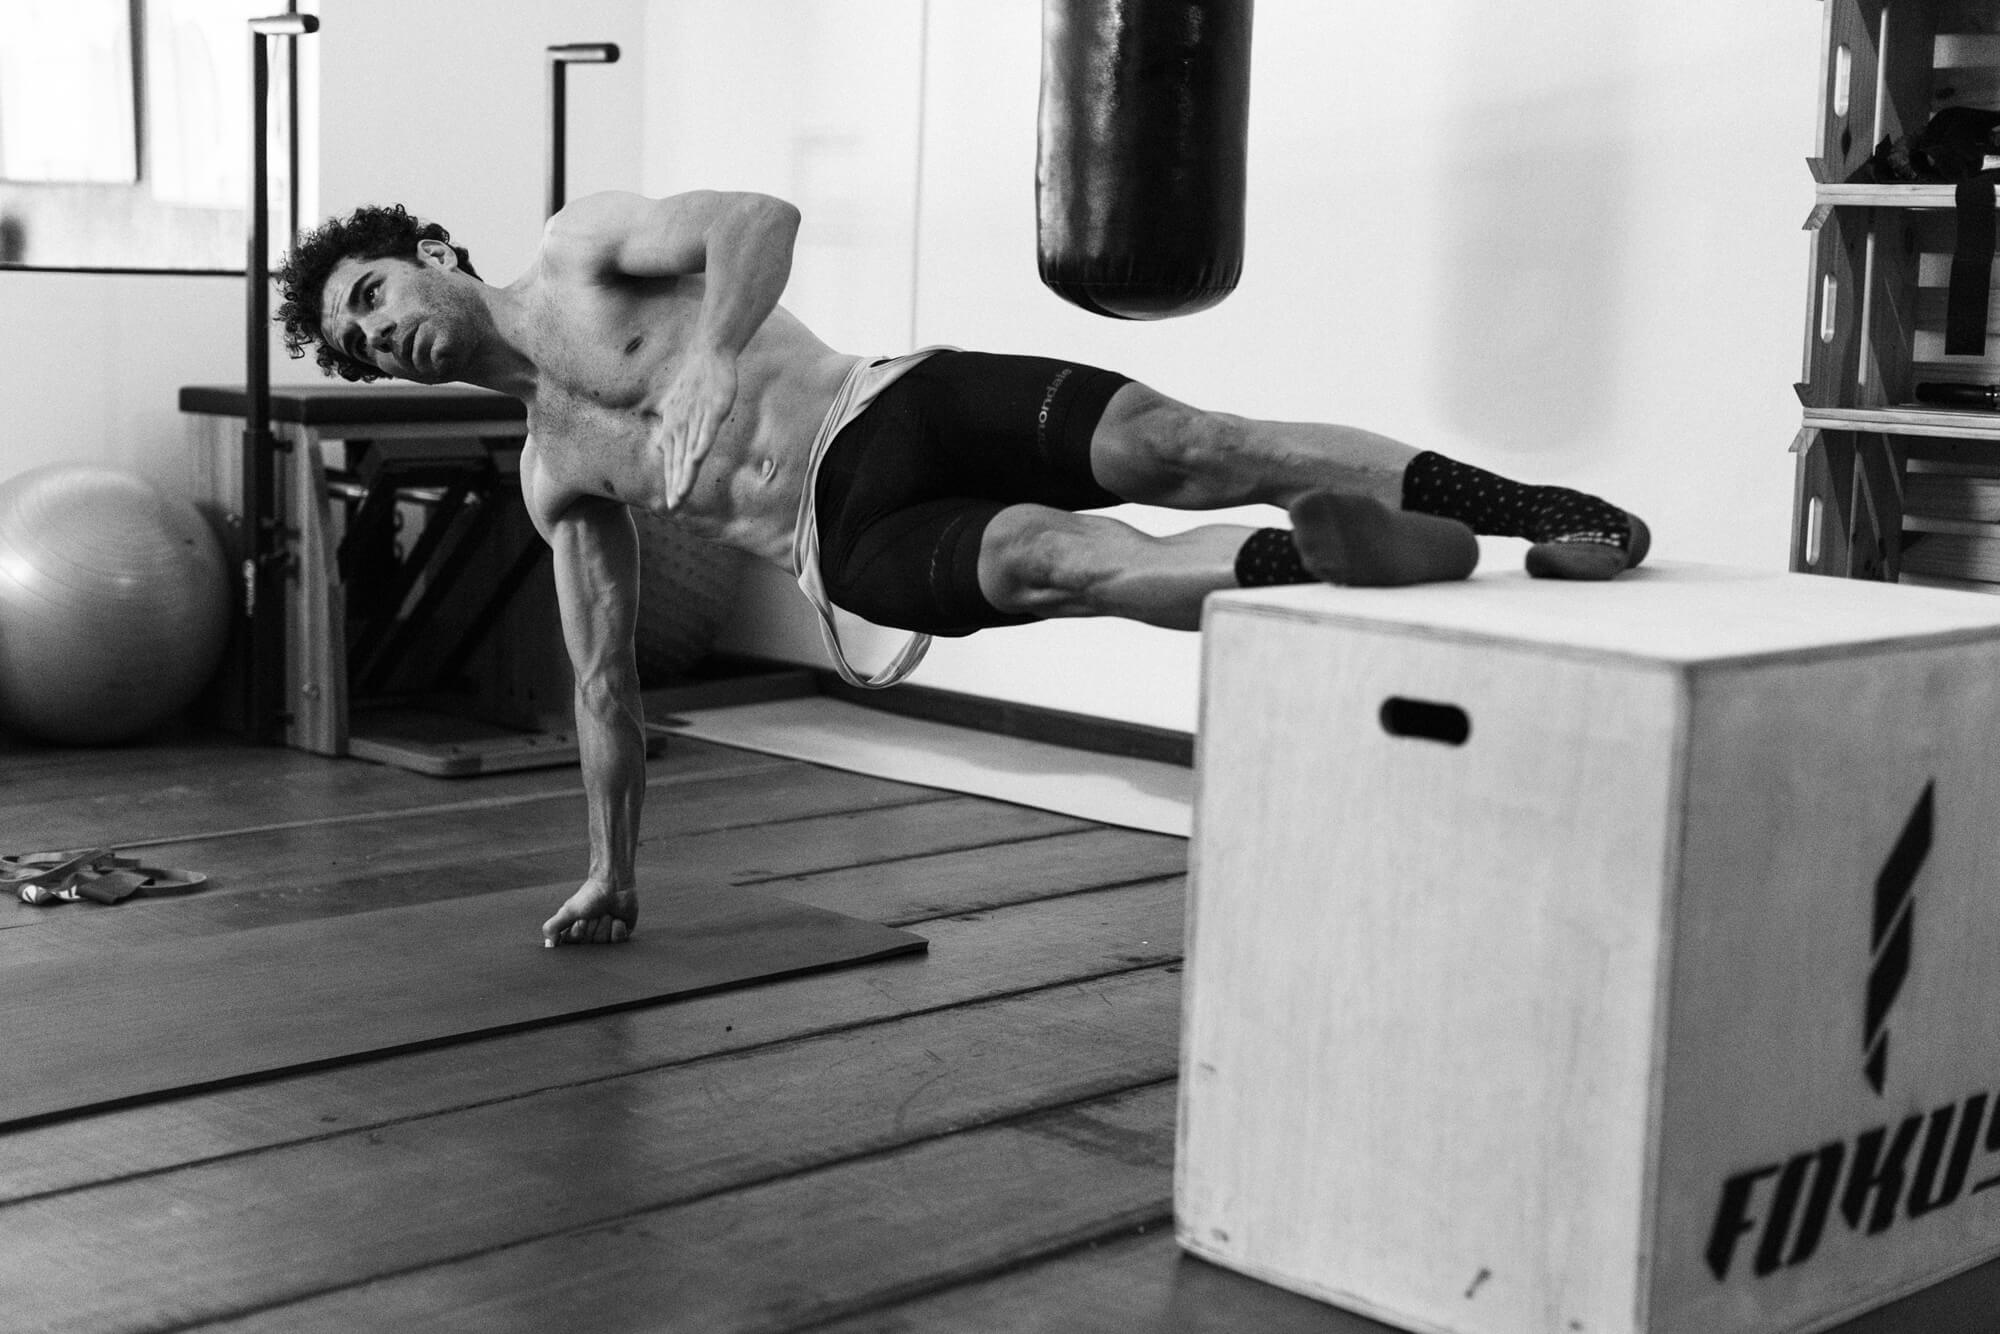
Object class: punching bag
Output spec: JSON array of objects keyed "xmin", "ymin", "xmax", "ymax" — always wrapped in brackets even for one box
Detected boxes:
[{"xmin": 1036, "ymin": 0, "xmax": 1253, "ymax": 320}]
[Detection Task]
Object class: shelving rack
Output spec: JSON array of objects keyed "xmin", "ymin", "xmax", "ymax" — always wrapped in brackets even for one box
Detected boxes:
[{"xmin": 1794, "ymin": 0, "xmax": 2000, "ymax": 587}]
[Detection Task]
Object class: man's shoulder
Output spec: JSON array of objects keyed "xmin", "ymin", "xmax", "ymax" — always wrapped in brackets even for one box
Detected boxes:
[
  {"xmin": 517, "ymin": 433, "xmax": 608, "ymax": 536},
  {"xmin": 542, "ymin": 192, "xmax": 657, "ymax": 252},
  {"xmin": 536, "ymin": 194, "xmax": 642, "ymax": 279},
  {"xmin": 516, "ymin": 434, "xmax": 564, "ymax": 535}
]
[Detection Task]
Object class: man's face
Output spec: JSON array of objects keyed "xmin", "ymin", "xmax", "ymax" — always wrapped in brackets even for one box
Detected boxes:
[{"xmin": 318, "ymin": 241, "xmax": 477, "ymax": 383}]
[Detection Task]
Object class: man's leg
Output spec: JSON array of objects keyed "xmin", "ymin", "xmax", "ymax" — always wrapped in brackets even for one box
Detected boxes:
[
  {"xmin": 1085, "ymin": 385, "xmax": 1649, "ymax": 580},
  {"xmin": 975, "ymin": 499, "xmax": 1478, "ymax": 632}
]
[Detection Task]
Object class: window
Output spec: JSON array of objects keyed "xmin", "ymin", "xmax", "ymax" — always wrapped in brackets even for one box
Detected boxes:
[
  {"xmin": 0, "ymin": 0, "xmax": 312, "ymax": 272},
  {"xmin": 0, "ymin": 0, "xmax": 139, "ymax": 187}
]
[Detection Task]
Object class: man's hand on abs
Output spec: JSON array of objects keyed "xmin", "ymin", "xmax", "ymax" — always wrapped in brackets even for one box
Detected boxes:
[
  {"xmin": 660, "ymin": 350, "xmax": 739, "ymax": 509},
  {"xmin": 543, "ymin": 878, "xmax": 639, "ymax": 946}
]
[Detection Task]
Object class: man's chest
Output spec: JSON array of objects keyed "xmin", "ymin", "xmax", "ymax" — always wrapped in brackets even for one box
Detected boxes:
[{"xmin": 527, "ymin": 389, "xmax": 665, "ymax": 509}]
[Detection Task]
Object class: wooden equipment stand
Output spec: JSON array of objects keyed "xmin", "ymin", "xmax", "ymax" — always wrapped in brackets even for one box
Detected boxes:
[{"xmin": 181, "ymin": 383, "xmax": 616, "ymax": 776}]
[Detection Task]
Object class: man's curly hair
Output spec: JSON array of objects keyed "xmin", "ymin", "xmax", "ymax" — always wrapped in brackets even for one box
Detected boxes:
[{"xmin": 275, "ymin": 204, "xmax": 480, "ymax": 382}]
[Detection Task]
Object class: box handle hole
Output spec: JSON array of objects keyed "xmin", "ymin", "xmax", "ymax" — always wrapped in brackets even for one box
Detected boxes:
[{"xmin": 1380, "ymin": 697, "xmax": 1470, "ymax": 746}]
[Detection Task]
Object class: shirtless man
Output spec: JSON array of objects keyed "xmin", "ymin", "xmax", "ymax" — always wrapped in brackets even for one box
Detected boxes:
[{"xmin": 276, "ymin": 190, "xmax": 1648, "ymax": 947}]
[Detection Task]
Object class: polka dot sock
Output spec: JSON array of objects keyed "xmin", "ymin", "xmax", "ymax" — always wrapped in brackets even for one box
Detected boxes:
[
  {"xmin": 1400, "ymin": 451, "xmax": 1650, "ymax": 580},
  {"xmin": 1233, "ymin": 528, "xmax": 1312, "ymax": 586},
  {"xmin": 1234, "ymin": 493, "xmax": 1479, "ymax": 588}
]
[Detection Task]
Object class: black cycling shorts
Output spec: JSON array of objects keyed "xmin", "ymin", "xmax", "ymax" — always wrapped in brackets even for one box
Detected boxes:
[{"xmin": 813, "ymin": 350, "xmax": 1129, "ymax": 636}]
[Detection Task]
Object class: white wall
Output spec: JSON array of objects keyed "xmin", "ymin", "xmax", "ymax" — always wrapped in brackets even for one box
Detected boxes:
[
  {"xmin": 0, "ymin": 272, "xmax": 273, "ymax": 495},
  {"xmin": 316, "ymin": 0, "xmax": 648, "ymax": 282}
]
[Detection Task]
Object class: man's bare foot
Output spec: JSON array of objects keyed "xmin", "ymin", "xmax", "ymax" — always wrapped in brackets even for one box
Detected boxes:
[
  {"xmin": 1287, "ymin": 491, "xmax": 1479, "ymax": 587},
  {"xmin": 543, "ymin": 880, "xmax": 638, "ymax": 946}
]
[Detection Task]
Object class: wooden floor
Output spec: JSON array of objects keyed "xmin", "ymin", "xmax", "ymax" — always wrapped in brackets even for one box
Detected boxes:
[{"xmin": 1, "ymin": 721, "xmax": 1997, "ymax": 1333}]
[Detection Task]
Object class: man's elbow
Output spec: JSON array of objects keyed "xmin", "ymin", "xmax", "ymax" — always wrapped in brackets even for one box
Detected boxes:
[{"xmin": 744, "ymin": 194, "xmax": 800, "ymax": 237}]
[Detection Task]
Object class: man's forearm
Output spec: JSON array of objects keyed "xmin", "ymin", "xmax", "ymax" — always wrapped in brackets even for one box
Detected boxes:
[
  {"xmin": 694, "ymin": 195, "xmax": 800, "ymax": 357},
  {"xmin": 576, "ymin": 678, "xmax": 647, "ymax": 886}
]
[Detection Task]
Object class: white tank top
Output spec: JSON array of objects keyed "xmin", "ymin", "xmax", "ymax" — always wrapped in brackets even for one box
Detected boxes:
[{"xmin": 791, "ymin": 347, "xmax": 953, "ymax": 688}]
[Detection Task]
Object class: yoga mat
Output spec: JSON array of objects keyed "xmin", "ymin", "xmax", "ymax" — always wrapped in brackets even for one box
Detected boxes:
[
  {"xmin": 0, "ymin": 883, "xmax": 925, "ymax": 1128},
  {"xmin": 669, "ymin": 697, "xmax": 1195, "ymax": 838}
]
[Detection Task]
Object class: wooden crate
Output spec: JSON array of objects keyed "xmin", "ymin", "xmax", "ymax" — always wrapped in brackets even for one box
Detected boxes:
[
  {"xmin": 1179, "ymin": 565, "xmax": 2000, "ymax": 1334},
  {"xmin": 1791, "ymin": 426, "xmax": 1904, "ymax": 580},
  {"xmin": 1801, "ymin": 207, "xmax": 2000, "ymax": 414},
  {"xmin": 1811, "ymin": 0, "xmax": 1996, "ymax": 191},
  {"xmin": 1801, "ymin": 0, "xmax": 2000, "ymax": 414}
]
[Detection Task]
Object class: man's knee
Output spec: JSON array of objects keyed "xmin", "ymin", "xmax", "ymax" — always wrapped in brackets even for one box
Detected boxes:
[{"xmin": 979, "ymin": 510, "xmax": 1122, "ymax": 618}]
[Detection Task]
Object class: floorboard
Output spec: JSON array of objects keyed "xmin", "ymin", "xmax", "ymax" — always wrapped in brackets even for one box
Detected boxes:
[
  {"xmin": 188, "ymin": 1082, "xmax": 1178, "ymax": 1334},
  {"xmin": 112, "ymin": 761, "xmax": 953, "ymax": 888},
  {"xmin": 803, "ymin": 1229, "xmax": 1403, "ymax": 1334},
  {"xmin": 2, "ymin": 975, "xmax": 1174, "ymax": 1333},
  {"xmin": 0, "ymin": 735, "xmax": 764, "ymax": 852},
  {"xmin": 0, "ymin": 881, "xmax": 922, "ymax": 1128},
  {"xmin": 755, "ymin": 825, "xmax": 1187, "ymax": 923},
  {"xmin": 0, "ymin": 790, "xmax": 1079, "ymax": 955}
]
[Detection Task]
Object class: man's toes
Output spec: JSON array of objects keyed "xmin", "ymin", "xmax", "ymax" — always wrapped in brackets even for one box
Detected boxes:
[
  {"xmin": 1287, "ymin": 491, "xmax": 1478, "ymax": 587},
  {"xmin": 1525, "ymin": 511, "xmax": 1649, "ymax": 581},
  {"xmin": 1525, "ymin": 539, "xmax": 1630, "ymax": 580},
  {"xmin": 1624, "ymin": 513, "xmax": 1651, "ymax": 568}
]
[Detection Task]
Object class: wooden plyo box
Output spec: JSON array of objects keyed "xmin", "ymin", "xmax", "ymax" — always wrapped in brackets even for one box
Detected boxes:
[{"xmin": 1179, "ymin": 564, "xmax": 2000, "ymax": 1334}]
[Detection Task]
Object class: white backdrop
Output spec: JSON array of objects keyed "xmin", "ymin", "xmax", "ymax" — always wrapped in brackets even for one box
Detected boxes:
[{"xmin": 0, "ymin": 0, "xmax": 1823, "ymax": 735}]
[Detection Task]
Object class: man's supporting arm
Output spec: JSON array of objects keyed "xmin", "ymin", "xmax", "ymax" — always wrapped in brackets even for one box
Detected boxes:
[{"xmin": 538, "ymin": 490, "xmax": 646, "ymax": 945}]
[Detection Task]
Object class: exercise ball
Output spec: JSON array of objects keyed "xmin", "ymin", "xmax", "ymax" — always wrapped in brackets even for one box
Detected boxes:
[
  {"xmin": 0, "ymin": 465, "xmax": 230, "ymax": 745},
  {"xmin": 631, "ymin": 514, "xmax": 746, "ymax": 686}
]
